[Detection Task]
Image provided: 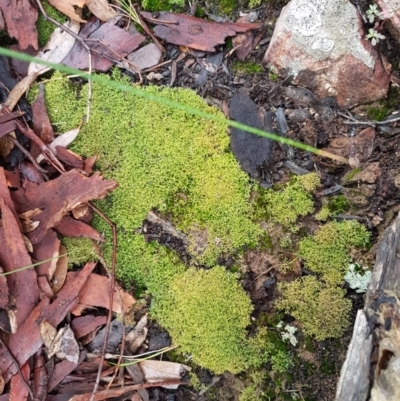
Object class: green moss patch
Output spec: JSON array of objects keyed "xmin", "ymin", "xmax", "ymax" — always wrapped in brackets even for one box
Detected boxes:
[
  {"xmin": 277, "ymin": 276, "xmax": 351, "ymax": 341},
  {"xmin": 298, "ymin": 220, "xmax": 369, "ymax": 285},
  {"xmin": 254, "ymin": 173, "xmax": 320, "ymax": 230},
  {"xmin": 43, "ymin": 71, "xmax": 260, "ymax": 272},
  {"xmin": 155, "ymin": 267, "xmax": 260, "ymax": 373},
  {"xmin": 36, "ymin": 1, "xmax": 67, "ymax": 48}
]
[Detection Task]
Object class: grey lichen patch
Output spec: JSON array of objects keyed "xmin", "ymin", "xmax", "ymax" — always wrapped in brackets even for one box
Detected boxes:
[{"xmin": 283, "ymin": 0, "xmax": 373, "ymax": 68}]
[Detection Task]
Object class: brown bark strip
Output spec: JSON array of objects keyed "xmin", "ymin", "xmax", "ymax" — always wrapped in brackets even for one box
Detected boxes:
[
  {"xmin": 11, "ymin": 170, "xmax": 117, "ymax": 245},
  {"xmin": 1, "ymin": 262, "xmax": 96, "ymax": 383}
]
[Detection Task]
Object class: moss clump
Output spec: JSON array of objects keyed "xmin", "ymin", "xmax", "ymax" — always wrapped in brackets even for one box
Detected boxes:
[
  {"xmin": 255, "ymin": 173, "xmax": 320, "ymax": 230},
  {"xmin": 366, "ymin": 104, "xmax": 388, "ymax": 121},
  {"xmin": 231, "ymin": 61, "xmax": 263, "ymax": 75},
  {"xmin": 298, "ymin": 220, "xmax": 369, "ymax": 285},
  {"xmin": 276, "ymin": 276, "xmax": 351, "ymax": 341},
  {"xmin": 154, "ymin": 267, "xmax": 268, "ymax": 373},
  {"xmin": 140, "ymin": 0, "xmax": 185, "ymax": 11},
  {"xmin": 239, "ymin": 371, "xmax": 267, "ymax": 401},
  {"xmin": 36, "ymin": 1, "xmax": 67, "ymax": 48},
  {"xmin": 43, "ymin": 71, "xmax": 260, "ymax": 272},
  {"xmin": 61, "ymin": 237, "xmax": 99, "ymax": 268},
  {"xmin": 315, "ymin": 205, "xmax": 332, "ymax": 221}
]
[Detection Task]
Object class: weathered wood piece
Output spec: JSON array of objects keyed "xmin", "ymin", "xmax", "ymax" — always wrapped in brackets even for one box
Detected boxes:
[{"xmin": 336, "ymin": 212, "xmax": 400, "ymax": 401}]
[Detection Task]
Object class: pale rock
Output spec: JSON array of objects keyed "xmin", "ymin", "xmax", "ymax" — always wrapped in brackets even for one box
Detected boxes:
[
  {"xmin": 127, "ymin": 43, "xmax": 162, "ymax": 71},
  {"xmin": 263, "ymin": 0, "xmax": 390, "ymax": 107}
]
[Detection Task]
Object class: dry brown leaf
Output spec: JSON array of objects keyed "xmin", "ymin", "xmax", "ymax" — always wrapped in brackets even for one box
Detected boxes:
[
  {"xmin": 32, "ymin": 229, "xmax": 60, "ymax": 279},
  {"xmin": 86, "ymin": 0, "xmax": 117, "ymax": 21},
  {"xmin": 68, "ymin": 272, "xmax": 135, "ymax": 315},
  {"xmin": 126, "ymin": 314, "xmax": 148, "ymax": 354},
  {"xmin": 20, "ymin": 208, "xmax": 42, "ymax": 233},
  {"xmin": 40, "ymin": 319, "xmax": 58, "ymax": 352},
  {"xmin": 51, "ymin": 244, "xmax": 68, "ymax": 293},
  {"xmin": 40, "ymin": 320, "xmax": 79, "ymax": 364},
  {"xmin": 48, "ymin": 0, "xmax": 87, "ymax": 23},
  {"xmin": 139, "ymin": 360, "xmax": 190, "ymax": 389}
]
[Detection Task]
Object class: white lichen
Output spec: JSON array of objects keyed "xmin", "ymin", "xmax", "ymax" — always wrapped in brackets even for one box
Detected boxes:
[
  {"xmin": 277, "ymin": 322, "xmax": 298, "ymax": 346},
  {"xmin": 344, "ymin": 263, "xmax": 371, "ymax": 293}
]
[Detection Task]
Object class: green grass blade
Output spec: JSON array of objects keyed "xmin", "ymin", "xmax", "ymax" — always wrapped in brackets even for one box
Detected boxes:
[{"xmin": 0, "ymin": 46, "xmax": 347, "ymax": 163}]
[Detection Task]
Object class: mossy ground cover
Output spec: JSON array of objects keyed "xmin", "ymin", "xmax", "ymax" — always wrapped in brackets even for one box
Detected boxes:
[
  {"xmin": 42, "ymin": 71, "xmax": 267, "ymax": 373},
  {"xmin": 42, "ymin": 70, "xmax": 370, "ymax": 382}
]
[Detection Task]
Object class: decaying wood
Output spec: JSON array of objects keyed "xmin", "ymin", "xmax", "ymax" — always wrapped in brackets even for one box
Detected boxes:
[{"xmin": 336, "ymin": 212, "xmax": 400, "ymax": 401}]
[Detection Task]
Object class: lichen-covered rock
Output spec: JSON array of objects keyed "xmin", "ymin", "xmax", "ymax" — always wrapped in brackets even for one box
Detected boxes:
[{"xmin": 263, "ymin": 0, "xmax": 390, "ymax": 107}]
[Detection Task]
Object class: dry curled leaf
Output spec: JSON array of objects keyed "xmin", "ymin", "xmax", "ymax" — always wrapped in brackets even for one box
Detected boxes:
[
  {"xmin": 48, "ymin": 0, "xmax": 87, "ymax": 23},
  {"xmin": 86, "ymin": 0, "xmax": 117, "ymax": 21}
]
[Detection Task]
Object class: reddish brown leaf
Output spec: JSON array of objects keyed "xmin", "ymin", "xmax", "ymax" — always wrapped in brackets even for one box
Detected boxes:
[
  {"xmin": 0, "ymin": 198, "xmax": 39, "ymax": 329},
  {"xmin": 71, "ymin": 315, "xmax": 107, "ymax": 339},
  {"xmin": 68, "ymin": 272, "xmax": 135, "ymax": 316},
  {"xmin": 55, "ymin": 146, "xmax": 84, "ymax": 169},
  {"xmin": 0, "ymin": 0, "xmax": 38, "ymax": 50},
  {"xmin": 0, "ymin": 120, "xmax": 16, "ymax": 138},
  {"xmin": 9, "ymin": 361, "xmax": 30, "ymax": 401},
  {"xmin": 11, "ymin": 169, "xmax": 118, "ymax": 244},
  {"xmin": 0, "ymin": 111, "xmax": 24, "ymax": 124},
  {"xmin": 37, "ymin": 275, "xmax": 54, "ymax": 299},
  {"xmin": 31, "ymin": 84, "xmax": 55, "ymax": 144},
  {"xmin": 0, "ymin": 167, "xmax": 20, "ymax": 225},
  {"xmin": 55, "ymin": 215, "xmax": 104, "ymax": 242},
  {"xmin": 141, "ymin": 12, "xmax": 262, "ymax": 52},
  {"xmin": 63, "ymin": 17, "xmax": 145, "ymax": 72},
  {"xmin": 83, "ymin": 155, "xmax": 97, "ymax": 175},
  {"xmin": 0, "ymin": 265, "xmax": 9, "ymax": 309},
  {"xmin": 0, "ymin": 262, "xmax": 96, "ymax": 383},
  {"xmin": 32, "ymin": 230, "xmax": 60, "ymax": 279},
  {"xmin": 33, "ymin": 350, "xmax": 48, "ymax": 401},
  {"xmin": 4, "ymin": 168, "xmax": 20, "ymax": 188}
]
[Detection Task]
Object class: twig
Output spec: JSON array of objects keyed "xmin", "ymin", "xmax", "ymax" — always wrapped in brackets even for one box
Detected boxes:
[
  {"xmin": 87, "ymin": 203, "xmax": 117, "ymax": 401},
  {"xmin": 7, "ymin": 136, "xmax": 49, "ymax": 179},
  {"xmin": 0, "ymin": 339, "xmax": 34, "ymax": 399},
  {"xmin": 35, "ymin": 0, "xmax": 93, "ymax": 121}
]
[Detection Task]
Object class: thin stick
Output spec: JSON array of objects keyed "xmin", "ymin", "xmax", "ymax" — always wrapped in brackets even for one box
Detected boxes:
[
  {"xmin": 88, "ymin": 203, "xmax": 117, "ymax": 401},
  {"xmin": 0, "ymin": 339, "xmax": 34, "ymax": 399},
  {"xmin": 7, "ymin": 135, "xmax": 49, "ymax": 179}
]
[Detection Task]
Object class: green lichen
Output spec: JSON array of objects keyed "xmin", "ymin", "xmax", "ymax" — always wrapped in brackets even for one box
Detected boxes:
[
  {"xmin": 36, "ymin": 1, "xmax": 67, "ymax": 48},
  {"xmin": 231, "ymin": 61, "xmax": 263, "ymax": 75},
  {"xmin": 276, "ymin": 276, "xmax": 352, "ymax": 341},
  {"xmin": 43, "ymin": 71, "xmax": 260, "ymax": 270},
  {"xmin": 298, "ymin": 220, "xmax": 370, "ymax": 285},
  {"xmin": 154, "ymin": 267, "xmax": 269, "ymax": 373},
  {"xmin": 255, "ymin": 173, "xmax": 320, "ymax": 231}
]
